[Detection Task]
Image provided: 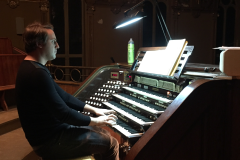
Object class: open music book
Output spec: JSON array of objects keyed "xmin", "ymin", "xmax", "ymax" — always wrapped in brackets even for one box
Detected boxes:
[{"xmin": 138, "ymin": 39, "xmax": 188, "ymax": 76}]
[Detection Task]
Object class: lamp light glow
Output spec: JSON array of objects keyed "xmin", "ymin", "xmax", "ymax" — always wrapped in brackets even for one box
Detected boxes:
[{"xmin": 115, "ymin": 17, "xmax": 144, "ymax": 29}]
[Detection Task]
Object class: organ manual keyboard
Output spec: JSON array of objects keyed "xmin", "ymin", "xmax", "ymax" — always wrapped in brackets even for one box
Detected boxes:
[{"xmin": 73, "ymin": 47, "xmax": 240, "ymax": 160}]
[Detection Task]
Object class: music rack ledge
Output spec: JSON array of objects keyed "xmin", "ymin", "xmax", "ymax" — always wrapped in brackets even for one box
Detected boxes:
[{"xmin": 0, "ymin": 85, "xmax": 15, "ymax": 111}]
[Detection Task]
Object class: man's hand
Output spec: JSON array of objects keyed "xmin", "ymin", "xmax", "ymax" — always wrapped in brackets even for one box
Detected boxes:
[
  {"xmin": 83, "ymin": 104, "xmax": 116, "ymax": 116},
  {"xmin": 89, "ymin": 114, "xmax": 117, "ymax": 127},
  {"xmin": 94, "ymin": 108, "xmax": 116, "ymax": 117},
  {"xmin": 84, "ymin": 104, "xmax": 118, "ymax": 126}
]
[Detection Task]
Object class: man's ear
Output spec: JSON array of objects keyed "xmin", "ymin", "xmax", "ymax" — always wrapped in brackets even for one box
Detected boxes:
[{"xmin": 37, "ymin": 42, "xmax": 43, "ymax": 48}]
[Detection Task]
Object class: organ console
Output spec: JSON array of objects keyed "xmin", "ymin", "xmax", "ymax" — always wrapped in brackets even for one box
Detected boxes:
[{"xmin": 73, "ymin": 47, "xmax": 240, "ymax": 160}]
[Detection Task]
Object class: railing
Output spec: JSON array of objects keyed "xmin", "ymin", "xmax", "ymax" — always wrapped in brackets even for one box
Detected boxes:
[
  {"xmin": 46, "ymin": 64, "xmax": 97, "ymax": 82},
  {"xmin": 13, "ymin": 47, "xmax": 27, "ymax": 55}
]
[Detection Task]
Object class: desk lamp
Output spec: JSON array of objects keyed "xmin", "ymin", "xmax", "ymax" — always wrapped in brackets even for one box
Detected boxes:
[{"xmin": 113, "ymin": 0, "xmax": 172, "ymax": 43}]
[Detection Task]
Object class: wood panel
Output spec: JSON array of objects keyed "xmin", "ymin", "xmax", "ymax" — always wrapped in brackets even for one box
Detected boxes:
[
  {"xmin": 125, "ymin": 79, "xmax": 240, "ymax": 160},
  {"xmin": 0, "ymin": 38, "xmax": 13, "ymax": 54},
  {"xmin": 0, "ymin": 54, "xmax": 26, "ymax": 86},
  {"xmin": 55, "ymin": 81, "xmax": 83, "ymax": 95}
]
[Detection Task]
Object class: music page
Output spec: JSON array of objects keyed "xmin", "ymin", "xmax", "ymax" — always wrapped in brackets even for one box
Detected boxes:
[
  {"xmin": 137, "ymin": 50, "xmax": 169, "ymax": 75},
  {"xmin": 137, "ymin": 39, "xmax": 187, "ymax": 76}
]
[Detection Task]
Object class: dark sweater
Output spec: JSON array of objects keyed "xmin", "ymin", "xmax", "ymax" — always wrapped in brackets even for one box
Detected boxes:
[{"xmin": 16, "ymin": 60, "xmax": 90, "ymax": 146}]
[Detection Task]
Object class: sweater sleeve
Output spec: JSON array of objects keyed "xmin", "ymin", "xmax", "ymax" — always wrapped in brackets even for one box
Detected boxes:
[
  {"xmin": 31, "ymin": 68, "xmax": 91, "ymax": 126},
  {"xmin": 53, "ymin": 82, "xmax": 86, "ymax": 112}
]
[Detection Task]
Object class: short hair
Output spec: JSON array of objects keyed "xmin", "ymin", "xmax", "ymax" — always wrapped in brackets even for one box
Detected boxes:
[{"xmin": 23, "ymin": 22, "xmax": 54, "ymax": 53}]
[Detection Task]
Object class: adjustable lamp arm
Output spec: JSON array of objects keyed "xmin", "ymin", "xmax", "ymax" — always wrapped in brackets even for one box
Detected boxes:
[
  {"xmin": 114, "ymin": 0, "xmax": 172, "ymax": 43},
  {"xmin": 124, "ymin": 0, "xmax": 147, "ymax": 16},
  {"xmin": 123, "ymin": 0, "xmax": 171, "ymax": 42},
  {"xmin": 152, "ymin": 0, "xmax": 172, "ymax": 41}
]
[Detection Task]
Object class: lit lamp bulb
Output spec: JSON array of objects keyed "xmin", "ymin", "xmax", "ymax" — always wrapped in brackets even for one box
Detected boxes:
[{"xmin": 115, "ymin": 17, "xmax": 144, "ymax": 29}]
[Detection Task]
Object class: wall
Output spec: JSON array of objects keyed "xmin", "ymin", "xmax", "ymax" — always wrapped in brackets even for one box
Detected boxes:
[
  {"xmin": 0, "ymin": 0, "xmax": 45, "ymax": 108},
  {"xmin": 173, "ymin": 12, "xmax": 216, "ymax": 64},
  {"xmin": 167, "ymin": 0, "xmax": 240, "ymax": 64},
  {"xmin": 84, "ymin": 5, "xmax": 142, "ymax": 67},
  {"xmin": 1, "ymin": 0, "xmax": 239, "ymax": 66},
  {"xmin": 84, "ymin": 1, "xmax": 219, "ymax": 66},
  {"xmin": 0, "ymin": 0, "xmax": 42, "ymax": 50},
  {"xmin": 236, "ymin": 2, "xmax": 240, "ymax": 46}
]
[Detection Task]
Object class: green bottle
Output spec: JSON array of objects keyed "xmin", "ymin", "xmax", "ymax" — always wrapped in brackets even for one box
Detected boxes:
[{"xmin": 128, "ymin": 38, "xmax": 134, "ymax": 64}]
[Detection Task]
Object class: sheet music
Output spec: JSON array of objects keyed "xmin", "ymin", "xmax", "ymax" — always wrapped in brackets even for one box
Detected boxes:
[
  {"xmin": 138, "ymin": 50, "xmax": 169, "ymax": 75},
  {"xmin": 138, "ymin": 39, "xmax": 187, "ymax": 76}
]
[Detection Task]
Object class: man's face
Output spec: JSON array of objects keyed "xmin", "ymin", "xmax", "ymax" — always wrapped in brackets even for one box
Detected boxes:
[{"xmin": 41, "ymin": 29, "xmax": 59, "ymax": 61}]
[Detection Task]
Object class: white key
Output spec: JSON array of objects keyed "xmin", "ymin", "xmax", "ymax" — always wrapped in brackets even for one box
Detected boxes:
[
  {"xmin": 123, "ymin": 86, "xmax": 172, "ymax": 104},
  {"xmin": 112, "ymin": 125, "xmax": 143, "ymax": 138},
  {"xmin": 113, "ymin": 125, "xmax": 131, "ymax": 136},
  {"xmin": 113, "ymin": 94, "xmax": 163, "ymax": 114},
  {"xmin": 102, "ymin": 102, "xmax": 153, "ymax": 126}
]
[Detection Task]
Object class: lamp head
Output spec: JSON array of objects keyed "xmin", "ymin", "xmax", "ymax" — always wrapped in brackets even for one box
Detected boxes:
[{"xmin": 113, "ymin": 11, "xmax": 146, "ymax": 29}]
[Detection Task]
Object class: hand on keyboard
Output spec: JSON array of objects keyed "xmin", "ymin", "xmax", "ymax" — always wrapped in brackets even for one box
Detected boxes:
[
  {"xmin": 89, "ymin": 114, "xmax": 117, "ymax": 127},
  {"xmin": 106, "ymin": 119, "xmax": 117, "ymax": 126},
  {"xmin": 94, "ymin": 108, "xmax": 116, "ymax": 116}
]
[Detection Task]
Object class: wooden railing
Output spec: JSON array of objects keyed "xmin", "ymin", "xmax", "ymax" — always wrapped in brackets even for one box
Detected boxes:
[
  {"xmin": 45, "ymin": 64, "xmax": 97, "ymax": 94},
  {"xmin": 46, "ymin": 64, "xmax": 97, "ymax": 83},
  {"xmin": 13, "ymin": 46, "xmax": 27, "ymax": 55}
]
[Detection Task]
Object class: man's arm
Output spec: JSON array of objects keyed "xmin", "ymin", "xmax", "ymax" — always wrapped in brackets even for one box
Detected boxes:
[
  {"xmin": 37, "ymin": 69, "xmax": 117, "ymax": 127},
  {"xmin": 32, "ymin": 69, "xmax": 90, "ymax": 126},
  {"xmin": 53, "ymin": 80, "xmax": 117, "ymax": 117},
  {"xmin": 53, "ymin": 82, "xmax": 86, "ymax": 111}
]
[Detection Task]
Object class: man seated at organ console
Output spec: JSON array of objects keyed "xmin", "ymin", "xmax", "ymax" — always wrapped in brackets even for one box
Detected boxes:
[{"xmin": 15, "ymin": 21, "xmax": 119, "ymax": 160}]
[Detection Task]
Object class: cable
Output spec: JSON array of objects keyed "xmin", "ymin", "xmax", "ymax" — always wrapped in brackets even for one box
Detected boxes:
[
  {"xmin": 152, "ymin": 0, "xmax": 172, "ymax": 41},
  {"xmin": 156, "ymin": 11, "xmax": 168, "ymax": 44}
]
